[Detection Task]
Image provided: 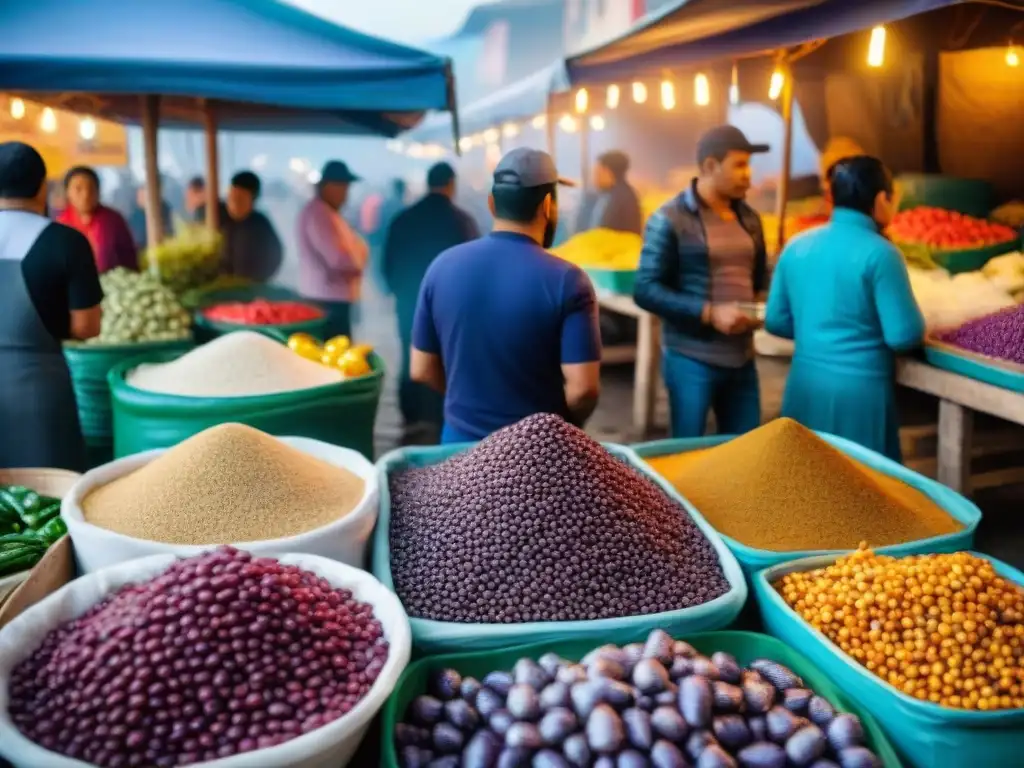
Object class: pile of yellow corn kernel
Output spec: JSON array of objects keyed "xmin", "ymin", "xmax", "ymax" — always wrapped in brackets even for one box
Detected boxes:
[{"xmin": 775, "ymin": 547, "xmax": 1024, "ymax": 710}]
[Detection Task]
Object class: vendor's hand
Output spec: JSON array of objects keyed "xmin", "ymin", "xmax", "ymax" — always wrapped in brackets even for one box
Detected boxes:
[{"xmin": 710, "ymin": 303, "xmax": 755, "ymax": 335}]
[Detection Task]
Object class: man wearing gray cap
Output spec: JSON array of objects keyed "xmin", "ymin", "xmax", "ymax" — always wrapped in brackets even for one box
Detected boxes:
[
  {"xmin": 410, "ymin": 147, "xmax": 602, "ymax": 443},
  {"xmin": 634, "ymin": 125, "xmax": 769, "ymax": 438}
]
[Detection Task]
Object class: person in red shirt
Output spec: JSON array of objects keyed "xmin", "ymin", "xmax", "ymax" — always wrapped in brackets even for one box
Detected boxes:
[{"xmin": 57, "ymin": 166, "xmax": 138, "ymax": 273}]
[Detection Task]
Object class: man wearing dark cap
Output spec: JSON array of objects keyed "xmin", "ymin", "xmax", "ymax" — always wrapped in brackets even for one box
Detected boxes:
[
  {"xmin": 222, "ymin": 170, "xmax": 282, "ymax": 282},
  {"xmin": 0, "ymin": 141, "xmax": 104, "ymax": 471},
  {"xmin": 577, "ymin": 149, "xmax": 644, "ymax": 235},
  {"xmin": 297, "ymin": 160, "xmax": 368, "ymax": 339},
  {"xmin": 411, "ymin": 147, "xmax": 602, "ymax": 443},
  {"xmin": 382, "ymin": 162, "xmax": 479, "ymax": 442},
  {"xmin": 634, "ymin": 125, "xmax": 769, "ymax": 438}
]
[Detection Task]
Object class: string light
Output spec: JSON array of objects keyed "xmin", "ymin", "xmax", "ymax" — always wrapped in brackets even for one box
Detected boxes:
[
  {"xmin": 502, "ymin": 122, "xmax": 519, "ymax": 138},
  {"xmin": 306, "ymin": 169, "xmax": 321, "ymax": 184},
  {"xmin": 457, "ymin": 137, "xmax": 472, "ymax": 152},
  {"xmin": 482, "ymin": 127, "xmax": 500, "ymax": 144},
  {"xmin": 40, "ymin": 107, "xmax": 57, "ymax": 134},
  {"xmin": 1007, "ymin": 44, "xmax": 1020, "ymax": 67},
  {"xmin": 729, "ymin": 63, "xmax": 740, "ymax": 105},
  {"xmin": 660, "ymin": 80, "xmax": 676, "ymax": 110},
  {"xmin": 867, "ymin": 26, "xmax": 886, "ymax": 68},
  {"xmin": 574, "ymin": 88, "xmax": 589, "ymax": 114},
  {"xmin": 769, "ymin": 68, "xmax": 785, "ymax": 101},
  {"xmin": 9, "ymin": 98, "xmax": 25, "ymax": 120},
  {"xmin": 589, "ymin": 115, "xmax": 606, "ymax": 131},
  {"xmin": 632, "ymin": 82, "xmax": 647, "ymax": 104},
  {"xmin": 78, "ymin": 117, "xmax": 97, "ymax": 141},
  {"xmin": 531, "ymin": 114, "xmax": 546, "ymax": 129},
  {"xmin": 606, "ymin": 84, "xmax": 620, "ymax": 109},
  {"xmin": 558, "ymin": 114, "xmax": 578, "ymax": 133},
  {"xmin": 694, "ymin": 73, "xmax": 710, "ymax": 107}
]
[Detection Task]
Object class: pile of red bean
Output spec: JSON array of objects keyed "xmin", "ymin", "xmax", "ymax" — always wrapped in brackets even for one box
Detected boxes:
[{"xmin": 8, "ymin": 547, "xmax": 388, "ymax": 767}]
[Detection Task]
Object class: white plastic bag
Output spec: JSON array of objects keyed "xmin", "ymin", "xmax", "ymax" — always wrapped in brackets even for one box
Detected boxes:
[
  {"xmin": 63, "ymin": 437, "xmax": 379, "ymax": 574},
  {"xmin": 0, "ymin": 552, "xmax": 411, "ymax": 768}
]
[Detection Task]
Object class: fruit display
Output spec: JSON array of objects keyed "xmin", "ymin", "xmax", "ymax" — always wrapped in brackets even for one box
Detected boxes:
[
  {"xmin": 388, "ymin": 414, "xmax": 730, "ymax": 624},
  {"xmin": 287, "ymin": 333, "xmax": 375, "ymax": 379},
  {"xmin": 550, "ymin": 228, "xmax": 643, "ymax": 271},
  {"xmin": 140, "ymin": 225, "xmax": 222, "ymax": 294},
  {"xmin": 980, "ymin": 251, "xmax": 1024, "ymax": 297},
  {"xmin": 7, "ymin": 547, "xmax": 391, "ymax": 766},
  {"xmin": 775, "ymin": 548, "xmax": 1024, "ymax": 711},
  {"xmin": 990, "ymin": 201, "xmax": 1024, "ymax": 230},
  {"xmin": 178, "ymin": 275, "xmax": 255, "ymax": 311},
  {"xmin": 935, "ymin": 304, "xmax": 1024, "ymax": 366},
  {"xmin": 0, "ymin": 484, "xmax": 68, "ymax": 576},
  {"xmin": 888, "ymin": 207, "xmax": 1018, "ymax": 251},
  {"xmin": 907, "ymin": 267, "xmax": 1017, "ymax": 332},
  {"xmin": 394, "ymin": 629, "xmax": 884, "ymax": 767},
  {"xmin": 202, "ymin": 299, "xmax": 324, "ymax": 326},
  {"xmin": 86, "ymin": 268, "xmax": 192, "ymax": 344}
]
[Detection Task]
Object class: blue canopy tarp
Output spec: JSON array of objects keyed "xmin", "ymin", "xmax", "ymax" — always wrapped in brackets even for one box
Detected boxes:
[
  {"xmin": 0, "ymin": 0, "xmax": 456, "ymax": 136},
  {"xmin": 566, "ymin": 0, "xmax": 962, "ymax": 84}
]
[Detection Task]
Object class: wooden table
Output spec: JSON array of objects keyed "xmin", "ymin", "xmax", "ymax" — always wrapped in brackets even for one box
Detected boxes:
[
  {"xmin": 597, "ymin": 292, "xmax": 660, "ymax": 435},
  {"xmin": 896, "ymin": 359, "xmax": 1024, "ymax": 495}
]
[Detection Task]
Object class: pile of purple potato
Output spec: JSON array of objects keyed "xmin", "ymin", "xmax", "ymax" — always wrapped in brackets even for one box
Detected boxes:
[{"xmin": 395, "ymin": 629, "xmax": 881, "ymax": 768}]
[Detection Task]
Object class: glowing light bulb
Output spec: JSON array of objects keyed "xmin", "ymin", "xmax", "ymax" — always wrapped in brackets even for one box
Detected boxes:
[
  {"xmin": 458, "ymin": 137, "xmax": 472, "ymax": 152},
  {"xmin": 502, "ymin": 122, "xmax": 519, "ymax": 138},
  {"xmin": 589, "ymin": 115, "xmax": 605, "ymax": 131},
  {"xmin": 660, "ymin": 80, "xmax": 675, "ymax": 110},
  {"xmin": 729, "ymin": 63, "xmax": 740, "ymax": 105},
  {"xmin": 606, "ymin": 84, "xmax": 620, "ymax": 110},
  {"xmin": 78, "ymin": 117, "xmax": 97, "ymax": 141},
  {"xmin": 1007, "ymin": 46, "xmax": 1020, "ymax": 67},
  {"xmin": 40, "ymin": 107, "xmax": 57, "ymax": 133},
  {"xmin": 531, "ymin": 114, "xmax": 546, "ymax": 129},
  {"xmin": 574, "ymin": 88, "xmax": 589, "ymax": 114},
  {"xmin": 867, "ymin": 26, "xmax": 886, "ymax": 68},
  {"xmin": 632, "ymin": 82, "xmax": 647, "ymax": 104},
  {"xmin": 769, "ymin": 69, "xmax": 785, "ymax": 101},
  {"xmin": 306, "ymin": 170, "xmax": 321, "ymax": 184},
  {"xmin": 10, "ymin": 98, "xmax": 25, "ymax": 120},
  {"xmin": 482, "ymin": 128, "xmax": 500, "ymax": 144},
  {"xmin": 558, "ymin": 114, "xmax": 578, "ymax": 133},
  {"xmin": 694, "ymin": 73, "xmax": 710, "ymax": 107}
]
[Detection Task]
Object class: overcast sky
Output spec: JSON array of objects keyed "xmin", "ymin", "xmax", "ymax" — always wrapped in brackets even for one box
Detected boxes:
[{"xmin": 285, "ymin": 0, "xmax": 482, "ymax": 44}]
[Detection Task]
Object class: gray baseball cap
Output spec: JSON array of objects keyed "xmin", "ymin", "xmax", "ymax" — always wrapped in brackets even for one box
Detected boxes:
[
  {"xmin": 493, "ymin": 147, "xmax": 576, "ymax": 188},
  {"xmin": 697, "ymin": 125, "xmax": 770, "ymax": 164}
]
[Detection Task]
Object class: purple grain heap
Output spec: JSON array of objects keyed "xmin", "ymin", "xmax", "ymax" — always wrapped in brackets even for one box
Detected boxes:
[
  {"xmin": 389, "ymin": 413, "xmax": 730, "ymax": 624},
  {"xmin": 938, "ymin": 304, "xmax": 1024, "ymax": 365},
  {"xmin": 8, "ymin": 547, "xmax": 388, "ymax": 768}
]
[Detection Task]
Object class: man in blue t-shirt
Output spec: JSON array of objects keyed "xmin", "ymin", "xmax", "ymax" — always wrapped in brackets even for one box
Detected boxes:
[{"xmin": 410, "ymin": 147, "xmax": 602, "ymax": 444}]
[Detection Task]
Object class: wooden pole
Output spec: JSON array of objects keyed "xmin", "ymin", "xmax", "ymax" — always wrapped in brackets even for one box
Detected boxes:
[
  {"xmin": 202, "ymin": 101, "xmax": 220, "ymax": 231},
  {"xmin": 579, "ymin": 115, "xmax": 591, "ymax": 192},
  {"xmin": 774, "ymin": 62, "xmax": 795, "ymax": 253},
  {"xmin": 141, "ymin": 94, "xmax": 163, "ymax": 269},
  {"xmin": 545, "ymin": 95, "xmax": 557, "ymax": 162}
]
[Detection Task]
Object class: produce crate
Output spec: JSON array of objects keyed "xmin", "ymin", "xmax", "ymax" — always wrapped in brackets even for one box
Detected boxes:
[
  {"xmin": 631, "ymin": 431, "xmax": 981, "ymax": 576},
  {"xmin": 584, "ymin": 267, "xmax": 637, "ymax": 295},
  {"xmin": 108, "ymin": 350, "xmax": 385, "ymax": 460},
  {"xmin": 0, "ymin": 469, "xmax": 79, "ymax": 587},
  {"xmin": 895, "ymin": 174, "xmax": 994, "ymax": 218},
  {"xmin": 924, "ymin": 336, "xmax": 1024, "ymax": 393},
  {"xmin": 928, "ymin": 238, "xmax": 1020, "ymax": 275},
  {"xmin": 188, "ymin": 284, "xmax": 302, "ymax": 309},
  {"xmin": 372, "ymin": 443, "xmax": 748, "ymax": 656},
  {"xmin": 192, "ymin": 309, "xmax": 328, "ymax": 344},
  {"xmin": 755, "ymin": 553, "xmax": 1024, "ymax": 768},
  {"xmin": 379, "ymin": 630, "xmax": 903, "ymax": 768}
]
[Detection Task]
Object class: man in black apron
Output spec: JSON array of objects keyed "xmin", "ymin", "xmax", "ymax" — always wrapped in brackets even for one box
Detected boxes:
[{"xmin": 0, "ymin": 142, "xmax": 103, "ymax": 471}]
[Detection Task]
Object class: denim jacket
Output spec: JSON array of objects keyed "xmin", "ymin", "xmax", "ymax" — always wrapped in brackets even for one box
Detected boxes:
[{"xmin": 633, "ymin": 180, "xmax": 767, "ymax": 350}]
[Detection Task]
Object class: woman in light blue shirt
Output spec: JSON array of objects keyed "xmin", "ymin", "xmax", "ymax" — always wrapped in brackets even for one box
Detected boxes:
[{"xmin": 765, "ymin": 156, "xmax": 925, "ymax": 461}]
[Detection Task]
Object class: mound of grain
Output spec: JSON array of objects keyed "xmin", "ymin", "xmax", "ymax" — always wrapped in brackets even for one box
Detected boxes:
[
  {"xmin": 82, "ymin": 423, "xmax": 365, "ymax": 544},
  {"xmin": 645, "ymin": 418, "xmax": 961, "ymax": 552},
  {"xmin": 126, "ymin": 330, "xmax": 342, "ymax": 397}
]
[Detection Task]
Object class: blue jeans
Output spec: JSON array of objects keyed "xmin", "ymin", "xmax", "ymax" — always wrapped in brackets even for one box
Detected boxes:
[{"xmin": 662, "ymin": 349, "xmax": 761, "ymax": 438}]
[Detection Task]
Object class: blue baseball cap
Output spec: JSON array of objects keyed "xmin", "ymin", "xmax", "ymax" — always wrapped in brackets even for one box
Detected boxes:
[
  {"xmin": 493, "ymin": 147, "xmax": 575, "ymax": 188},
  {"xmin": 319, "ymin": 160, "xmax": 360, "ymax": 184}
]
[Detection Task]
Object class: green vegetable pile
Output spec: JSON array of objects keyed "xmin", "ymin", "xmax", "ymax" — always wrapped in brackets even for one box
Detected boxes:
[
  {"xmin": 140, "ymin": 224, "xmax": 223, "ymax": 294},
  {"xmin": 0, "ymin": 485, "xmax": 67, "ymax": 576},
  {"xmin": 87, "ymin": 268, "xmax": 192, "ymax": 344}
]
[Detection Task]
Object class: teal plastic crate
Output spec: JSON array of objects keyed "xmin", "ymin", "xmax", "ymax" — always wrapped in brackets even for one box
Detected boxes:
[
  {"xmin": 755, "ymin": 553, "xmax": 1024, "ymax": 768},
  {"xmin": 631, "ymin": 430, "xmax": 981, "ymax": 576},
  {"xmin": 372, "ymin": 442, "xmax": 748, "ymax": 655},
  {"xmin": 585, "ymin": 267, "xmax": 636, "ymax": 295},
  {"xmin": 929, "ymin": 238, "xmax": 1020, "ymax": 275},
  {"xmin": 924, "ymin": 338, "xmax": 1024, "ymax": 394},
  {"xmin": 380, "ymin": 630, "xmax": 903, "ymax": 768},
  {"xmin": 896, "ymin": 174, "xmax": 994, "ymax": 218}
]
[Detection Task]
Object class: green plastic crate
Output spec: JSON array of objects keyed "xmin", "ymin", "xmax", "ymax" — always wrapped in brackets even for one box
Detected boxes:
[
  {"xmin": 929, "ymin": 238, "xmax": 1020, "ymax": 275},
  {"xmin": 896, "ymin": 174, "xmax": 994, "ymax": 218},
  {"xmin": 585, "ymin": 267, "xmax": 637, "ymax": 295},
  {"xmin": 380, "ymin": 630, "xmax": 903, "ymax": 767},
  {"xmin": 192, "ymin": 308, "xmax": 329, "ymax": 344},
  {"xmin": 373, "ymin": 443, "xmax": 748, "ymax": 655},
  {"xmin": 632, "ymin": 431, "xmax": 980, "ymax": 577},
  {"xmin": 755, "ymin": 553, "xmax": 1024, "ymax": 768},
  {"xmin": 924, "ymin": 339, "xmax": 1024, "ymax": 393}
]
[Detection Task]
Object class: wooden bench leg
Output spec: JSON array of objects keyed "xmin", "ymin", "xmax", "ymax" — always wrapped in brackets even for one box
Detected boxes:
[
  {"xmin": 633, "ymin": 314, "xmax": 659, "ymax": 436},
  {"xmin": 937, "ymin": 399, "xmax": 974, "ymax": 496}
]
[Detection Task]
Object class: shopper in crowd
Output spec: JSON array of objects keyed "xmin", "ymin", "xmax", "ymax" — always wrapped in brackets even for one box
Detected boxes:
[
  {"xmin": 0, "ymin": 142, "xmax": 103, "ymax": 471},
  {"xmin": 766, "ymin": 156, "xmax": 924, "ymax": 461},
  {"xmin": 367, "ymin": 178, "xmax": 407, "ymax": 290},
  {"xmin": 296, "ymin": 160, "xmax": 368, "ymax": 339},
  {"xmin": 128, "ymin": 184, "xmax": 174, "ymax": 249},
  {"xmin": 57, "ymin": 165, "xmax": 137, "ymax": 273},
  {"xmin": 576, "ymin": 150, "xmax": 644, "ymax": 235},
  {"xmin": 411, "ymin": 148, "xmax": 602, "ymax": 444},
  {"xmin": 221, "ymin": 170, "xmax": 282, "ymax": 283},
  {"xmin": 383, "ymin": 162, "xmax": 480, "ymax": 442},
  {"xmin": 190, "ymin": 175, "xmax": 228, "ymax": 227},
  {"xmin": 634, "ymin": 125, "xmax": 769, "ymax": 438}
]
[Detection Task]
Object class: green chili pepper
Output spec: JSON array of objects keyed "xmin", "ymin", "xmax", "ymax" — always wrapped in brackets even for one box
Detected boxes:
[
  {"xmin": 0, "ymin": 544, "xmax": 44, "ymax": 575},
  {"xmin": 34, "ymin": 517, "xmax": 67, "ymax": 546},
  {"xmin": 21, "ymin": 500, "xmax": 61, "ymax": 530}
]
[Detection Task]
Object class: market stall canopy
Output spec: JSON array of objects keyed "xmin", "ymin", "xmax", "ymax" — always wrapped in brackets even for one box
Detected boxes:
[
  {"xmin": 0, "ymin": 0, "xmax": 457, "ymax": 137},
  {"xmin": 565, "ymin": 0, "xmax": 964, "ymax": 84}
]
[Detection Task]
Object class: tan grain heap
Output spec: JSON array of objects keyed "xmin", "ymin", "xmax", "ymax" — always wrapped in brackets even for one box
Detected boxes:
[
  {"xmin": 82, "ymin": 424, "xmax": 365, "ymax": 544},
  {"xmin": 645, "ymin": 418, "xmax": 961, "ymax": 551},
  {"xmin": 126, "ymin": 330, "xmax": 342, "ymax": 397}
]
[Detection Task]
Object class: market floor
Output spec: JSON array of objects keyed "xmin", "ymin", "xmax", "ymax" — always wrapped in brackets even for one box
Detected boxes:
[{"xmin": 355, "ymin": 284, "xmax": 1024, "ymax": 572}]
